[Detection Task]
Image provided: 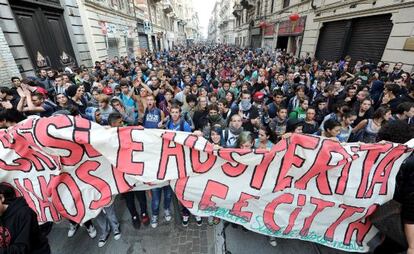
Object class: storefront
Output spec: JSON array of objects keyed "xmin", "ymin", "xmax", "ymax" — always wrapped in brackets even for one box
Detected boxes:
[
  {"xmin": 262, "ymin": 22, "xmax": 275, "ymax": 53},
  {"xmin": 250, "ymin": 27, "xmax": 262, "ymax": 49},
  {"xmin": 276, "ymin": 16, "xmax": 307, "ymax": 56},
  {"xmin": 315, "ymin": 14, "xmax": 393, "ymax": 64},
  {"xmin": 137, "ymin": 20, "xmax": 150, "ymax": 52}
]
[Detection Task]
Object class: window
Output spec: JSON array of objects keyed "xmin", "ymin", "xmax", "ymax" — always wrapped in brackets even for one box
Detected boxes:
[
  {"xmin": 283, "ymin": 0, "xmax": 290, "ymax": 8},
  {"xmin": 271, "ymin": 0, "xmax": 274, "ymax": 13},
  {"xmin": 256, "ymin": 1, "xmax": 261, "ymax": 16}
]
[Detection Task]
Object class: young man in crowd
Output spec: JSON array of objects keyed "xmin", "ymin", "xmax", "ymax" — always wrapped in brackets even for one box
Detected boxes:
[{"xmin": 0, "ymin": 183, "xmax": 51, "ymax": 253}]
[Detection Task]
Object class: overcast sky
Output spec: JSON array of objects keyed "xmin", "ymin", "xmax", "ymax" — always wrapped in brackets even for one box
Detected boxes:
[{"xmin": 192, "ymin": 0, "xmax": 216, "ymax": 39}]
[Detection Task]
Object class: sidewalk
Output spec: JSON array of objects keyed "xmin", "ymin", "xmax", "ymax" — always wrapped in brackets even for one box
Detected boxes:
[
  {"xmin": 48, "ymin": 196, "xmax": 215, "ymax": 254},
  {"xmin": 215, "ymin": 222, "xmax": 364, "ymax": 254}
]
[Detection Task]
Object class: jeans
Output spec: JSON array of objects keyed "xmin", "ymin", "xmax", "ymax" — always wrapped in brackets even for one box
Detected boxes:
[
  {"xmin": 151, "ymin": 186, "xmax": 172, "ymax": 216},
  {"xmin": 69, "ymin": 219, "xmax": 93, "ymax": 229},
  {"xmin": 95, "ymin": 204, "xmax": 120, "ymax": 239},
  {"xmin": 122, "ymin": 191, "xmax": 148, "ymax": 219},
  {"xmin": 182, "ymin": 207, "xmax": 190, "ymax": 217}
]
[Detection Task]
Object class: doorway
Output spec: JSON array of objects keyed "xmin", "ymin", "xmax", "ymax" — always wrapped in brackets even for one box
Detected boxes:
[
  {"xmin": 11, "ymin": 1, "xmax": 76, "ymax": 70},
  {"xmin": 276, "ymin": 36, "xmax": 288, "ymax": 51}
]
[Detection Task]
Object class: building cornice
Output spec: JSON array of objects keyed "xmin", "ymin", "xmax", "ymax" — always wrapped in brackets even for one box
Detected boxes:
[{"xmin": 84, "ymin": 0, "xmax": 135, "ymax": 20}]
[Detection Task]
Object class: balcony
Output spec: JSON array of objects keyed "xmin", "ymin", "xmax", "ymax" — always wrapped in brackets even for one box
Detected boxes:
[
  {"xmin": 178, "ymin": 19, "xmax": 187, "ymax": 26},
  {"xmin": 163, "ymin": 0, "xmax": 173, "ymax": 14},
  {"xmin": 240, "ymin": 0, "xmax": 254, "ymax": 9},
  {"xmin": 232, "ymin": 3, "xmax": 243, "ymax": 17}
]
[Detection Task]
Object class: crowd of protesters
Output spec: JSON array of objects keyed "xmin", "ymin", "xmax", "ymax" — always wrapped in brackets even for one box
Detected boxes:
[{"xmin": 0, "ymin": 44, "xmax": 413, "ymax": 253}]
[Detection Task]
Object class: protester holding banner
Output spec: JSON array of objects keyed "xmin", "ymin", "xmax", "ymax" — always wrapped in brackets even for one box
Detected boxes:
[
  {"xmin": 373, "ymin": 120, "xmax": 414, "ymax": 254},
  {"xmin": 93, "ymin": 112, "xmax": 123, "ymax": 247},
  {"xmin": 142, "ymin": 94, "xmax": 171, "ymax": 228},
  {"xmin": 0, "ymin": 183, "xmax": 51, "ymax": 254}
]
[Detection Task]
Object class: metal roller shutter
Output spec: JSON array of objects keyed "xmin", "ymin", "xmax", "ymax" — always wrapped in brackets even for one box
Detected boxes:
[
  {"xmin": 315, "ymin": 20, "xmax": 348, "ymax": 61},
  {"xmin": 107, "ymin": 38, "xmax": 119, "ymax": 59},
  {"xmin": 346, "ymin": 14, "xmax": 393, "ymax": 64},
  {"xmin": 251, "ymin": 35, "xmax": 262, "ymax": 49},
  {"xmin": 127, "ymin": 38, "xmax": 134, "ymax": 59},
  {"xmin": 139, "ymin": 34, "xmax": 149, "ymax": 50}
]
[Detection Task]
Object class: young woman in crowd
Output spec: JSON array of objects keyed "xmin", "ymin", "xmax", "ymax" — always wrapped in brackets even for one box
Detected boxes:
[
  {"xmin": 56, "ymin": 93, "xmax": 70, "ymax": 111},
  {"xmin": 66, "ymin": 84, "xmax": 87, "ymax": 114},
  {"xmin": 254, "ymin": 125, "xmax": 274, "ymax": 150},
  {"xmin": 351, "ymin": 106, "xmax": 392, "ymax": 143},
  {"xmin": 322, "ymin": 119, "xmax": 341, "ymax": 140},
  {"xmin": 337, "ymin": 109, "xmax": 357, "ymax": 142},
  {"xmin": 352, "ymin": 98, "xmax": 374, "ymax": 127}
]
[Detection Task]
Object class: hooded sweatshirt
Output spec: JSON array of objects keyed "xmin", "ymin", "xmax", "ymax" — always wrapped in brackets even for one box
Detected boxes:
[
  {"xmin": 0, "ymin": 197, "xmax": 50, "ymax": 254},
  {"xmin": 85, "ymin": 107, "xmax": 98, "ymax": 122}
]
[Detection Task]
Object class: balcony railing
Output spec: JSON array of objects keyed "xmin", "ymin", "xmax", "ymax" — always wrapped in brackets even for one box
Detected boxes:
[
  {"xmin": 240, "ymin": 0, "xmax": 254, "ymax": 9},
  {"xmin": 163, "ymin": 0, "xmax": 173, "ymax": 13},
  {"xmin": 232, "ymin": 3, "xmax": 243, "ymax": 17}
]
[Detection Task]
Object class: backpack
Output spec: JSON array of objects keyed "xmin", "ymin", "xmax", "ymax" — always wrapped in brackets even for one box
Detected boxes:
[
  {"xmin": 223, "ymin": 129, "xmax": 230, "ymax": 144},
  {"xmin": 182, "ymin": 111, "xmax": 194, "ymax": 130},
  {"xmin": 222, "ymin": 129, "xmax": 237, "ymax": 148}
]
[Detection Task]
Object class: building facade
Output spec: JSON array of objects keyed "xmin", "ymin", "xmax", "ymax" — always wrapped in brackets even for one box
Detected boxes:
[
  {"xmin": 230, "ymin": 0, "xmax": 414, "ymax": 71},
  {"xmin": 183, "ymin": 0, "xmax": 201, "ymax": 45},
  {"xmin": 218, "ymin": 0, "xmax": 236, "ymax": 44},
  {"xmin": 77, "ymin": 0, "xmax": 139, "ymax": 62},
  {"xmin": 0, "ymin": 0, "xmax": 200, "ymax": 82},
  {"xmin": 146, "ymin": 0, "xmax": 200, "ymax": 51},
  {"xmin": 208, "ymin": 0, "xmax": 236, "ymax": 45},
  {"xmin": 207, "ymin": 1, "xmax": 220, "ymax": 43},
  {"xmin": 0, "ymin": 0, "xmax": 92, "ymax": 78},
  {"xmin": 303, "ymin": 0, "xmax": 414, "ymax": 71},
  {"xmin": 0, "ymin": 25, "xmax": 20, "ymax": 85}
]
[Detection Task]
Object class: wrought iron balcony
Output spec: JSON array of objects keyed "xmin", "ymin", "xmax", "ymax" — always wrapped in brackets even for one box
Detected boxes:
[
  {"xmin": 240, "ymin": 0, "xmax": 254, "ymax": 9},
  {"xmin": 232, "ymin": 3, "xmax": 243, "ymax": 17},
  {"xmin": 163, "ymin": 0, "xmax": 173, "ymax": 13}
]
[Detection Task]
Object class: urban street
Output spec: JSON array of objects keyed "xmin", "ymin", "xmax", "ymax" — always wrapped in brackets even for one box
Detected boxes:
[{"xmin": 0, "ymin": 0, "xmax": 413, "ymax": 254}]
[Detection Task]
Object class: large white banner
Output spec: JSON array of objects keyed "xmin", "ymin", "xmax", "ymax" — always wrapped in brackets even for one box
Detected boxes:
[{"xmin": 0, "ymin": 115, "xmax": 411, "ymax": 252}]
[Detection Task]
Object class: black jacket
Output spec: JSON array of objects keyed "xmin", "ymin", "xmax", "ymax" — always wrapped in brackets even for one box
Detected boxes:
[
  {"xmin": 395, "ymin": 155, "xmax": 414, "ymax": 224},
  {"xmin": 0, "ymin": 197, "xmax": 50, "ymax": 254}
]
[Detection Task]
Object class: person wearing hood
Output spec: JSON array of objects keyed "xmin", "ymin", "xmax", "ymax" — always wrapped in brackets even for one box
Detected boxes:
[
  {"xmin": 202, "ymin": 103, "xmax": 226, "ymax": 139},
  {"xmin": 85, "ymin": 107, "xmax": 103, "ymax": 125},
  {"xmin": 110, "ymin": 97, "xmax": 136, "ymax": 125},
  {"xmin": 0, "ymin": 183, "xmax": 51, "ymax": 253},
  {"xmin": 269, "ymin": 107, "xmax": 288, "ymax": 141},
  {"xmin": 232, "ymin": 91, "xmax": 259, "ymax": 133}
]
